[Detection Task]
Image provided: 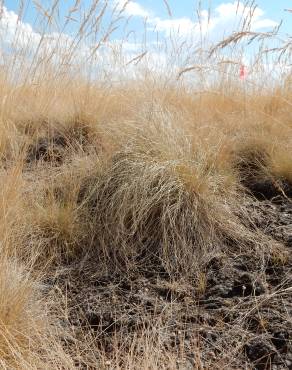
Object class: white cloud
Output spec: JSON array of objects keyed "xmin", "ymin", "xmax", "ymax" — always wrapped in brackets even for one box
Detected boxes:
[
  {"xmin": 113, "ymin": 0, "xmax": 150, "ymax": 18},
  {"xmin": 252, "ymin": 19, "xmax": 278, "ymax": 31},
  {"xmin": 212, "ymin": 2, "xmax": 278, "ymax": 32},
  {"xmin": 0, "ymin": 6, "xmax": 94, "ymax": 65},
  {"xmin": 0, "ymin": 6, "xmax": 41, "ymax": 51},
  {"xmin": 147, "ymin": 1, "xmax": 278, "ymax": 38},
  {"xmin": 149, "ymin": 17, "xmax": 197, "ymax": 37}
]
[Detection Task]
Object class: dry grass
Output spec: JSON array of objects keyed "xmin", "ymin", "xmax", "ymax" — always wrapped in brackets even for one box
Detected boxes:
[
  {"xmin": 0, "ymin": 0, "xmax": 291, "ymax": 368},
  {"xmin": 0, "ymin": 257, "xmax": 75, "ymax": 369}
]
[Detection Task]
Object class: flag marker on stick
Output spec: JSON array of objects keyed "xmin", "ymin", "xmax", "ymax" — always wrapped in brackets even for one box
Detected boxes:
[{"xmin": 240, "ymin": 64, "xmax": 247, "ymax": 80}]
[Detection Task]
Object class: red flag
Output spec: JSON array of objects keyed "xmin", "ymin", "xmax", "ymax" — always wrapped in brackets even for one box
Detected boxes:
[{"xmin": 240, "ymin": 64, "xmax": 247, "ymax": 80}]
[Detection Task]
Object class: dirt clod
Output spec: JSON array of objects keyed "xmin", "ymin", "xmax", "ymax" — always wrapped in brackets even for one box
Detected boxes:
[{"xmin": 245, "ymin": 338, "xmax": 276, "ymax": 369}]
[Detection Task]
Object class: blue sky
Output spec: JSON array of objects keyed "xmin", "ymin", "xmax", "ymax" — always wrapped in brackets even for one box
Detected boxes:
[
  {"xmin": 3, "ymin": 0, "xmax": 292, "ymax": 37},
  {"xmin": 1, "ymin": 0, "xmax": 292, "ymax": 79}
]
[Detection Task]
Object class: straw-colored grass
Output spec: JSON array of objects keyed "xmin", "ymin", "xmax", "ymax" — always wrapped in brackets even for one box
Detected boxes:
[{"xmin": 0, "ymin": 0, "xmax": 291, "ymax": 368}]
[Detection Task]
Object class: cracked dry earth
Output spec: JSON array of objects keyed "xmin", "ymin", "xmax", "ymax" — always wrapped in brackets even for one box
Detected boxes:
[{"xmin": 47, "ymin": 193, "xmax": 292, "ymax": 370}]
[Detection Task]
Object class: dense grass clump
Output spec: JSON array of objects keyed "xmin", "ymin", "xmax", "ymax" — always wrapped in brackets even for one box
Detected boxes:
[
  {"xmin": 78, "ymin": 116, "xmax": 247, "ymax": 278},
  {"xmin": 0, "ymin": 0, "xmax": 292, "ymax": 368}
]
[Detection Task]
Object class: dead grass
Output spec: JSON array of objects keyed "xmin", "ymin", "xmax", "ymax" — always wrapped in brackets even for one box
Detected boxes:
[
  {"xmin": 1, "ymin": 78, "xmax": 292, "ymax": 368},
  {"xmin": 0, "ymin": 0, "xmax": 291, "ymax": 368},
  {"xmin": 0, "ymin": 257, "xmax": 74, "ymax": 369}
]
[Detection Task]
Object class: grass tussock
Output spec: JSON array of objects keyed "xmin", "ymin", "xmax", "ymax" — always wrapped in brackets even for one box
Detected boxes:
[
  {"xmin": 80, "ymin": 114, "xmax": 252, "ymax": 278},
  {"xmin": 0, "ymin": 0, "xmax": 292, "ymax": 368}
]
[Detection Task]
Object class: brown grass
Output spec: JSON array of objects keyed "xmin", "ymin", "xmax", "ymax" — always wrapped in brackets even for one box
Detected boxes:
[{"xmin": 0, "ymin": 0, "xmax": 291, "ymax": 368}]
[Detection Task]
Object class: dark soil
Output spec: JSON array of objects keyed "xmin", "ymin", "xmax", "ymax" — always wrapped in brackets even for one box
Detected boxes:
[
  {"xmin": 26, "ymin": 135, "xmax": 67, "ymax": 164},
  {"xmin": 244, "ymin": 179, "xmax": 292, "ymax": 200},
  {"xmin": 26, "ymin": 123, "xmax": 98, "ymax": 165},
  {"xmin": 46, "ymin": 190, "xmax": 292, "ymax": 369},
  {"xmin": 234, "ymin": 146, "xmax": 292, "ymax": 201}
]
